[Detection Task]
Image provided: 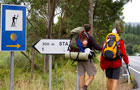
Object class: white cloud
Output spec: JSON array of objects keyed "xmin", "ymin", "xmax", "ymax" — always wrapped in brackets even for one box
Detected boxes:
[{"xmin": 123, "ymin": 0, "xmax": 140, "ymax": 22}]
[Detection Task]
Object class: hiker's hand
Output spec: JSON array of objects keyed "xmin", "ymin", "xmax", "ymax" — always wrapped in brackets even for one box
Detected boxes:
[{"xmin": 126, "ymin": 64, "xmax": 130, "ymax": 67}]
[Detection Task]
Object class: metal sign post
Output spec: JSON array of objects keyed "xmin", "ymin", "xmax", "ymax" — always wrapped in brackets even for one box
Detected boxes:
[
  {"xmin": 10, "ymin": 51, "xmax": 14, "ymax": 90},
  {"xmin": 33, "ymin": 39, "xmax": 70, "ymax": 90},
  {"xmin": 49, "ymin": 55, "xmax": 52, "ymax": 90},
  {"xmin": 33, "ymin": 39, "xmax": 82, "ymax": 90},
  {"xmin": 77, "ymin": 66, "xmax": 79, "ymax": 90}
]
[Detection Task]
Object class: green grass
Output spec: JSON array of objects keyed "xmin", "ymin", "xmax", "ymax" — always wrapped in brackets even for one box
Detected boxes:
[{"xmin": 0, "ymin": 52, "xmax": 107, "ymax": 90}]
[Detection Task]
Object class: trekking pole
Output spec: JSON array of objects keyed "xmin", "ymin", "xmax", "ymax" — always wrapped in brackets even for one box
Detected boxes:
[{"xmin": 126, "ymin": 64, "xmax": 133, "ymax": 83}]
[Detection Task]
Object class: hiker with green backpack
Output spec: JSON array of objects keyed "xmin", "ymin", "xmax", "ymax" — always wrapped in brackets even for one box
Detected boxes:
[
  {"xmin": 66, "ymin": 24, "xmax": 102, "ymax": 90},
  {"xmin": 100, "ymin": 27, "xmax": 129, "ymax": 90}
]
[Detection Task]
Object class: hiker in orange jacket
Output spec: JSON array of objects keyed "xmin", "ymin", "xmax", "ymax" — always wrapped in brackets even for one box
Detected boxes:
[{"xmin": 100, "ymin": 27, "xmax": 129, "ymax": 90}]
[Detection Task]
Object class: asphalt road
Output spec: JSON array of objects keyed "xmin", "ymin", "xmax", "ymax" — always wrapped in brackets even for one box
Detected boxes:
[{"xmin": 129, "ymin": 56, "xmax": 140, "ymax": 90}]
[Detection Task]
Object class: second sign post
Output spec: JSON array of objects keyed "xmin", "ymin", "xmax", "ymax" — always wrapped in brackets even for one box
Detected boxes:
[{"xmin": 33, "ymin": 39, "xmax": 70, "ymax": 90}]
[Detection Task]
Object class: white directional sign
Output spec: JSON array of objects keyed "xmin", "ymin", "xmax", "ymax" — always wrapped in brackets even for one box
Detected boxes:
[{"xmin": 33, "ymin": 39, "xmax": 70, "ymax": 54}]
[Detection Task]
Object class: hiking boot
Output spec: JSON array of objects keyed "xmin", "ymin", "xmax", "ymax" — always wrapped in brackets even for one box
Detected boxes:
[
  {"xmin": 80, "ymin": 85, "xmax": 87, "ymax": 90},
  {"xmin": 80, "ymin": 88, "xmax": 87, "ymax": 90}
]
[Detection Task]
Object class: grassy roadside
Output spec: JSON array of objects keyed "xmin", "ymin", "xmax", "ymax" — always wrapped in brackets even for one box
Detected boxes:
[
  {"xmin": 0, "ymin": 52, "xmax": 132, "ymax": 90},
  {"xmin": 0, "ymin": 62, "xmax": 106, "ymax": 90}
]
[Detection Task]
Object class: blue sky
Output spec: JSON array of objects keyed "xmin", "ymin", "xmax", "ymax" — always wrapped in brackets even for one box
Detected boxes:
[{"xmin": 123, "ymin": 0, "xmax": 140, "ymax": 22}]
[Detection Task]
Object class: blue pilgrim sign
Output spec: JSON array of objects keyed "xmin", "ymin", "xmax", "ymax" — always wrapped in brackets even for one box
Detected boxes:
[{"xmin": 0, "ymin": 4, "xmax": 26, "ymax": 51}]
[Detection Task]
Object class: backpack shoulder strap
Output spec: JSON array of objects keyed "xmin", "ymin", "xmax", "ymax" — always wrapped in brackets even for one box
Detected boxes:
[
  {"xmin": 80, "ymin": 30, "xmax": 89, "ymax": 39},
  {"xmin": 67, "ymin": 35, "xmax": 73, "ymax": 51},
  {"xmin": 117, "ymin": 38, "xmax": 123, "ymax": 46},
  {"xmin": 116, "ymin": 40, "xmax": 120, "ymax": 47},
  {"xmin": 84, "ymin": 31, "xmax": 89, "ymax": 39},
  {"xmin": 103, "ymin": 42, "xmax": 107, "ymax": 50}
]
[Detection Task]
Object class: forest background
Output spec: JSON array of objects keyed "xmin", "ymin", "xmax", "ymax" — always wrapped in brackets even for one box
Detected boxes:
[{"xmin": 0, "ymin": 0, "xmax": 139, "ymax": 90}]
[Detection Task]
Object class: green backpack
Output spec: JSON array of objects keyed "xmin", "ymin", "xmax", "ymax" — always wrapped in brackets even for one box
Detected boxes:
[{"xmin": 68, "ymin": 27, "xmax": 89, "ymax": 52}]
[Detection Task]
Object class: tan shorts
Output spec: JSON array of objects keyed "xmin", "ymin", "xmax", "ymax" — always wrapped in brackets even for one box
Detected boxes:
[{"xmin": 78, "ymin": 59, "xmax": 97, "ymax": 76}]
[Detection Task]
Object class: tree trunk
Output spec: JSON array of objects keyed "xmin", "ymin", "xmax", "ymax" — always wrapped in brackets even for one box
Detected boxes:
[
  {"xmin": 58, "ymin": 12, "xmax": 64, "ymax": 38},
  {"xmin": 44, "ymin": 0, "xmax": 57, "ymax": 73},
  {"xmin": 48, "ymin": 0, "xmax": 56, "ymax": 39},
  {"xmin": 31, "ymin": 48, "xmax": 35, "ymax": 79},
  {"xmin": 44, "ymin": 55, "xmax": 49, "ymax": 72},
  {"xmin": 20, "ymin": 51, "xmax": 40, "ymax": 69},
  {"xmin": 31, "ymin": 27, "xmax": 37, "ymax": 78},
  {"xmin": 89, "ymin": 0, "xmax": 94, "ymax": 35},
  {"xmin": 21, "ymin": 51, "xmax": 32, "ymax": 63}
]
